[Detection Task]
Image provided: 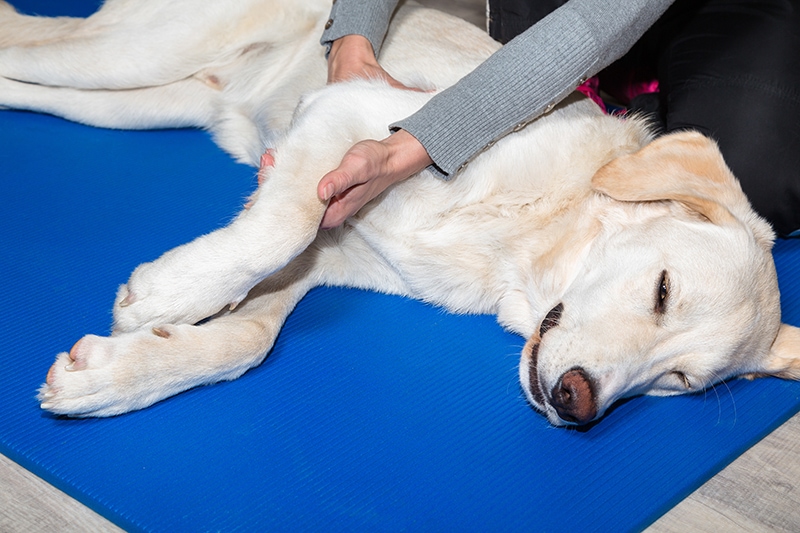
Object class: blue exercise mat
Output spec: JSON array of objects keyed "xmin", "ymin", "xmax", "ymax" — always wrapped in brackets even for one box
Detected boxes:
[{"xmin": 2, "ymin": 2, "xmax": 800, "ymax": 531}]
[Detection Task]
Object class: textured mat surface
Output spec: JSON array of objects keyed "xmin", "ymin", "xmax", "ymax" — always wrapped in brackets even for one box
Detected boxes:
[{"xmin": 2, "ymin": 1, "xmax": 800, "ymax": 531}]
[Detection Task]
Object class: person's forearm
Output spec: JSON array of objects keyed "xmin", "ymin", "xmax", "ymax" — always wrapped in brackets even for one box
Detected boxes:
[
  {"xmin": 393, "ymin": 0, "xmax": 674, "ymax": 178},
  {"xmin": 320, "ymin": 0, "xmax": 399, "ymax": 58}
]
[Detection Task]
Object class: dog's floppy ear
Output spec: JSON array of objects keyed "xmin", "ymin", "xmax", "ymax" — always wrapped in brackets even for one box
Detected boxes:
[
  {"xmin": 592, "ymin": 131, "xmax": 775, "ymax": 249},
  {"xmin": 749, "ymin": 323, "xmax": 800, "ymax": 380}
]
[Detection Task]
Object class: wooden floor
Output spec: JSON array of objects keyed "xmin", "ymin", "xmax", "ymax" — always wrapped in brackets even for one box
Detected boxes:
[{"xmin": 3, "ymin": 1, "xmax": 800, "ymax": 531}]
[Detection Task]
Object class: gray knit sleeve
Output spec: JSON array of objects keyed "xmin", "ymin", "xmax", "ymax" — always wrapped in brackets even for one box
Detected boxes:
[
  {"xmin": 320, "ymin": 0, "xmax": 399, "ymax": 57},
  {"xmin": 392, "ymin": 0, "xmax": 674, "ymax": 178}
]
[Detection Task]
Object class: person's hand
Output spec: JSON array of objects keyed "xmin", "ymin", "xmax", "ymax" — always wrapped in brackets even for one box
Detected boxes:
[
  {"xmin": 327, "ymin": 34, "xmax": 421, "ymax": 91},
  {"xmin": 318, "ymin": 129, "xmax": 433, "ymax": 229},
  {"xmin": 313, "ymin": 35, "xmax": 432, "ymax": 228}
]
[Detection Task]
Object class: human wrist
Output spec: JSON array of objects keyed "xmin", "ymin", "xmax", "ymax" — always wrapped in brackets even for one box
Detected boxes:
[
  {"xmin": 328, "ymin": 35, "xmax": 378, "ymax": 82},
  {"xmin": 384, "ymin": 129, "xmax": 433, "ymax": 178},
  {"xmin": 329, "ymin": 34, "xmax": 375, "ymax": 58}
]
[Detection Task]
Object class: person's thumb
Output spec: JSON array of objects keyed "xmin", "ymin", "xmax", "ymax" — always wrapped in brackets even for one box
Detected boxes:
[{"xmin": 318, "ymin": 142, "xmax": 382, "ymax": 201}]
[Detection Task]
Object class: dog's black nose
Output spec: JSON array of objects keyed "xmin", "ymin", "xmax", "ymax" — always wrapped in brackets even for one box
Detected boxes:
[{"xmin": 550, "ymin": 368, "xmax": 597, "ymax": 424}]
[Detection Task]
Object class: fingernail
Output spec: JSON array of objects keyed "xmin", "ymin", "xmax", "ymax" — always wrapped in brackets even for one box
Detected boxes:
[{"xmin": 322, "ymin": 184, "xmax": 334, "ymax": 200}]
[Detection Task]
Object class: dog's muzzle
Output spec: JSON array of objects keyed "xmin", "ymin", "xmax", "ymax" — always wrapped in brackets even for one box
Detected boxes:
[{"xmin": 528, "ymin": 303, "xmax": 599, "ymax": 425}]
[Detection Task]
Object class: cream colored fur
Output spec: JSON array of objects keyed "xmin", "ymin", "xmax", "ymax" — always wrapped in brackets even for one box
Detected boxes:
[{"xmin": 1, "ymin": 0, "xmax": 797, "ymax": 425}]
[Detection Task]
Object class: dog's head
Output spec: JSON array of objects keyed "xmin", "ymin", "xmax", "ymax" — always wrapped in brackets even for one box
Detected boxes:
[{"xmin": 521, "ymin": 131, "xmax": 800, "ymax": 426}]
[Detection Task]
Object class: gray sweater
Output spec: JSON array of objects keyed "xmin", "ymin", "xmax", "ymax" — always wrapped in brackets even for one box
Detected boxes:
[{"xmin": 322, "ymin": 0, "xmax": 674, "ymax": 177}]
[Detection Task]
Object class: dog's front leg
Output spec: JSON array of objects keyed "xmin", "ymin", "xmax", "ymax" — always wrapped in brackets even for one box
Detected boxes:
[
  {"xmin": 113, "ymin": 170, "xmax": 326, "ymax": 333},
  {"xmin": 110, "ymin": 108, "xmax": 353, "ymax": 332},
  {"xmin": 112, "ymin": 82, "xmax": 407, "ymax": 333}
]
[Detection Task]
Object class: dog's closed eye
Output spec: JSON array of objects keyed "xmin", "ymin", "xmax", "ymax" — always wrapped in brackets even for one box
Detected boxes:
[
  {"xmin": 672, "ymin": 371, "xmax": 691, "ymax": 389},
  {"xmin": 655, "ymin": 270, "xmax": 669, "ymax": 315}
]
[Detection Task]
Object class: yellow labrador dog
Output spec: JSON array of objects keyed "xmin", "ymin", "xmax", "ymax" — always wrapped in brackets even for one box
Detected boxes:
[{"xmin": 3, "ymin": 0, "xmax": 797, "ymax": 425}]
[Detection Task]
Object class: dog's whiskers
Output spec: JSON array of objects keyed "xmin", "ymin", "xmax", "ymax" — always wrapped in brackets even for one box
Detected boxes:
[{"xmin": 701, "ymin": 371, "xmax": 738, "ymax": 427}]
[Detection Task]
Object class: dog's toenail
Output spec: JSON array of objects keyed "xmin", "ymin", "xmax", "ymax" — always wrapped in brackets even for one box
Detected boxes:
[
  {"xmin": 152, "ymin": 327, "xmax": 171, "ymax": 338},
  {"xmin": 68, "ymin": 340, "xmax": 82, "ymax": 361},
  {"xmin": 119, "ymin": 293, "xmax": 135, "ymax": 307}
]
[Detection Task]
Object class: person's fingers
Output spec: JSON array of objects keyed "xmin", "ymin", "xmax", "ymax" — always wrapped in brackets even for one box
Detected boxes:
[
  {"xmin": 318, "ymin": 131, "xmax": 432, "ymax": 229},
  {"xmin": 331, "ymin": 64, "xmax": 429, "ymax": 92},
  {"xmin": 318, "ymin": 164, "xmax": 358, "ymax": 203},
  {"xmin": 319, "ymin": 174, "xmax": 390, "ymax": 229},
  {"xmin": 318, "ymin": 167, "xmax": 363, "ymax": 203},
  {"xmin": 327, "ymin": 37, "xmax": 428, "ymax": 92},
  {"xmin": 318, "ymin": 141, "xmax": 383, "ymax": 201},
  {"xmin": 320, "ymin": 189, "xmax": 362, "ymax": 229},
  {"xmin": 363, "ymin": 67, "xmax": 431, "ymax": 93},
  {"xmin": 257, "ymin": 148, "xmax": 275, "ymax": 186},
  {"xmin": 319, "ymin": 168, "xmax": 401, "ymax": 229}
]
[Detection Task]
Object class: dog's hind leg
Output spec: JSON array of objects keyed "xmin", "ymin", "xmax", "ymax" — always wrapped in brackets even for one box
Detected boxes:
[
  {"xmin": 0, "ymin": 1, "xmax": 84, "ymax": 48},
  {"xmin": 0, "ymin": 31, "xmax": 206, "ymax": 90},
  {"xmin": 0, "ymin": 75, "xmax": 218, "ymax": 129},
  {"xmin": 0, "ymin": 0, "xmax": 328, "ymax": 90},
  {"xmin": 39, "ymin": 250, "xmax": 319, "ymax": 417},
  {"xmin": 0, "ymin": 1, "xmax": 221, "ymax": 89},
  {"xmin": 0, "ymin": 0, "xmax": 187, "ymax": 89}
]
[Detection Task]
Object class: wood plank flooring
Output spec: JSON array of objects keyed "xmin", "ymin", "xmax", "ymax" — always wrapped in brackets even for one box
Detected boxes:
[{"xmin": 2, "ymin": 1, "xmax": 798, "ymax": 531}]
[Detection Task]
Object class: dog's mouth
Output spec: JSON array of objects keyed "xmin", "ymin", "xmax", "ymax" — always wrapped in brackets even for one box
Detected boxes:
[{"xmin": 528, "ymin": 303, "xmax": 564, "ymax": 407}]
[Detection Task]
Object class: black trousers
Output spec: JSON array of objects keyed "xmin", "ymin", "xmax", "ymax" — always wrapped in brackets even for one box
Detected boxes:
[{"xmin": 489, "ymin": 0, "xmax": 800, "ymax": 236}]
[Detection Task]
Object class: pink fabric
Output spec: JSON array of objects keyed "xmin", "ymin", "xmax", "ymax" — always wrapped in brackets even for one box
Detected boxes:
[
  {"xmin": 576, "ymin": 77, "xmax": 606, "ymax": 111},
  {"xmin": 620, "ymin": 79, "xmax": 660, "ymax": 102},
  {"xmin": 576, "ymin": 76, "xmax": 660, "ymax": 115}
]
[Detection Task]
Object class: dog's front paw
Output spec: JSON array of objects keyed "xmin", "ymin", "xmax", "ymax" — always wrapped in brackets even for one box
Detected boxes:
[
  {"xmin": 112, "ymin": 242, "xmax": 254, "ymax": 333},
  {"xmin": 39, "ymin": 335, "xmax": 132, "ymax": 417}
]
